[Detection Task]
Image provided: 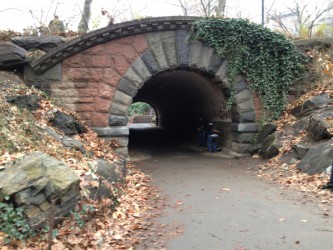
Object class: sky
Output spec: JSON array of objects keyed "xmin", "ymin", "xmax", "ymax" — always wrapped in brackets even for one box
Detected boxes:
[{"xmin": 0, "ymin": 0, "xmax": 330, "ymax": 32}]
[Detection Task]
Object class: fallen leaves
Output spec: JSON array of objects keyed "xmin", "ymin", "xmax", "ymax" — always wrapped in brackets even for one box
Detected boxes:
[{"xmin": 0, "ymin": 75, "xmax": 169, "ymax": 249}]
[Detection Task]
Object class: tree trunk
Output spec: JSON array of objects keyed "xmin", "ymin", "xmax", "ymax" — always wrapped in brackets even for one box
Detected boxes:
[
  {"xmin": 216, "ymin": 0, "xmax": 226, "ymax": 17},
  {"xmin": 78, "ymin": 0, "xmax": 93, "ymax": 33}
]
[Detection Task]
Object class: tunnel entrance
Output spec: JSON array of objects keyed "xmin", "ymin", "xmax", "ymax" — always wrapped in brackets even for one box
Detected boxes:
[{"xmin": 128, "ymin": 69, "xmax": 229, "ymax": 153}]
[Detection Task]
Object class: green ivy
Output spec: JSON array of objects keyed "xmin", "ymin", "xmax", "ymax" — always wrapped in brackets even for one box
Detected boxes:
[
  {"xmin": 0, "ymin": 196, "xmax": 35, "ymax": 242},
  {"xmin": 188, "ymin": 18, "xmax": 307, "ymax": 120}
]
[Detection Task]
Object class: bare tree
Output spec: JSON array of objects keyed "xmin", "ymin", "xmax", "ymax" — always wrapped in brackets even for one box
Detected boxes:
[
  {"xmin": 169, "ymin": 0, "xmax": 226, "ymax": 17},
  {"xmin": 215, "ymin": 0, "xmax": 226, "ymax": 17},
  {"xmin": 78, "ymin": 0, "xmax": 93, "ymax": 33},
  {"xmin": 268, "ymin": 1, "xmax": 332, "ymax": 38}
]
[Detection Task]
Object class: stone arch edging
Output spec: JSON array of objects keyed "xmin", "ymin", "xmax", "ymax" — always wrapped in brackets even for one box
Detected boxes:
[
  {"xmin": 97, "ymin": 30, "xmax": 259, "ymax": 155},
  {"xmin": 30, "ymin": 16, "xmax": 200, "ymax": 74}
]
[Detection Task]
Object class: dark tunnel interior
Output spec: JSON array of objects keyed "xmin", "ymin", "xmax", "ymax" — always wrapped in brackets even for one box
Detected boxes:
[{"xmin": 128, "ymin": 70, "xmax": 227, "ymax": 151}]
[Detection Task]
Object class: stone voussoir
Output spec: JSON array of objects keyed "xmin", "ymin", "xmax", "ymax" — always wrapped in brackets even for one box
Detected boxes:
[
  {"xmin": 112, "ymin": 90, "xmax": 133, "ymax": 105},
  {"xmin": 117, "ymin": 77, "xmax": 138, "ymax": 97},
  {"xmin": 149, "ymin": 42, "xmax": 169, "ymax": 70},
  {"xmin": 110, "ymin": 101, "xmax": 128, "ymax": 115},
  {"xmin": 197, "ymin": 45, "xmax": 214, "ymax": 71},
  {"xmin": 189, "ymin": 40, "xmax": 204, "ymax": 69},
  {"xmin": 131, "ymin": 57, "xmax": 152, "ymax": 82},
  {"xmin": 141, "ymin": 49, "xmax": 161, "ymax": 75},
  {"xmin": 176, "ymin": 30, "xmax": 190, "ymax": 67}
]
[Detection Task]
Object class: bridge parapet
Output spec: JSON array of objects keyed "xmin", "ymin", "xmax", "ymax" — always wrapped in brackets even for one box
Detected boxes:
[{"xmin": 30, "ymin": 16, "xmax": 199, "ymax": 74}]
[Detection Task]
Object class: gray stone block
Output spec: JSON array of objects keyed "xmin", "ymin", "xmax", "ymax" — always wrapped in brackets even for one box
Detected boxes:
[
  {"xmin": 189, "ymin": 41, "xmax": 203, "ymax": 68},
  {"xmin": 123, "ymin": 67, "xmax": 144, "ymax": 88},
  {"xmin": 232, "ymin": 132, "xmax": 257, "ymax": 143},
  {"xmin": 234, "ymin": 89, "xmax": 252, "ymax": 104},
  {"xmin": 131, "ymin": 57, "xmax": 152, "ymax": 81},
  {"xmin": 110, "ymin": 101, "xmax": 128, "ymax": 115},
  {"xmin": 24, "ymin": 63, "xmax": 62, "ymax": 83},
  {"xmin": 198, "ymin": 45, "xmax": 214, "ymax": 71},
  {"xmin": 113, "ymin": 90, "xmax": 132, "ymax": 105},
  {"xmin": 235, "ymin": 77, "xmax": 248, "ymax": 93},
  {"xmin": 176, "ymin": 30, "xmax": 190, "ymax": 67},
  {"xmin": 114, "ymin": 147, "xmax": 129, "ymax": 157},
  {"xmin": 141, "ymin": 49, "xmax": 161, "ymax": 75},
  {"xmin": 150, "ymin": 42, "xmax": 168, "ymax": 70},
  {"xmin": 145, "ymin": 31, "xmax": 176, "ymax": 47},
  {"xmin": 109, "ymin": 114, "xmax": 128, "ymax": 126},
  {"xmin": 162, "ymin": 37, "xmax": 178, "ymax": 67},
  {"xmin": 118, "ymin": 78, "xmax": 138, "ymax": 97},
  {"xmin": 93, "ymin": 126, "xmax": 129, "ymax": 137},
  {"xmin": 215, "ymin": 60, "xmax": 229, "ymax": 81},
  {"xmin": 231, "ymin": 123, "xmax": 258, "ymax": 132},
  {"xmin": 207, "ymin": 54, "xmax": 224, "ymax": 74},
  {"xmin": 231, "ymin": 99, "xmax": 255, "ymax": 113},
  {"xmin": 231, "ymin": 111, "xmax": 256, "ymax": 123}
]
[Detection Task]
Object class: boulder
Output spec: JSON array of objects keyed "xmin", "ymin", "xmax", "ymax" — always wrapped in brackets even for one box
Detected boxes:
[
  {"xmin": 11, "ymin": 36, "xmax": 64, "ymax": 52},
  {"xmin": 0, "ymin": 151, "xmax": 80, "ymax": 229},
  {"xmin": 0, "ymin": 42, "xmax": 27, "ymax": 69},
  {"xmin": 44, "ymin": 127, "xmax": 86, "ymax": 153},
  {"xmin": 292, "ymin": 143, "xmax": 311, "ymax": 159},
  {"xmin": 308, "ymin": 106, "xmax": 333, "ymax": 141},
  {"xmin": 261, "ymin": 132, "xmax": 281, "ymax": 159},
  {"xmin": 95, "ymin": 159, "xmax": 123, "ymax": 184},
  {"xmin": 51, "ymin": 111, "xmax": 86, "ymax": 135},
  {"xmin": 297, "ymin": 140, "xmax": 333, "ymax": 175},
  {"xmin": 83, "ymin": 159, "xmax": 124, "ymax": 200},
  {"xmin": 61, "ymin": 137, "xmax": 86, "ymax": 153},
  {"xmin": 293, "ymin": 117, "xmax": 310, "ymax": 135},
  {"xmin": 5, "ymin": 94, "xmax": 40, "ymax": 111},
  {"xmin": 291, "ymin": 94, "xmax": 330, "ymax": 117},
  {"xmin": 256, "ymin": 123, "xmax": 277, "ymax": 143}
]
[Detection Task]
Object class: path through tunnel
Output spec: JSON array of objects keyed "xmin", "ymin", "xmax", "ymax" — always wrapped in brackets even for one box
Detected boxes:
[{"xmin": 128, "ymin": 70, "xmax": 227, "ymax": 153}]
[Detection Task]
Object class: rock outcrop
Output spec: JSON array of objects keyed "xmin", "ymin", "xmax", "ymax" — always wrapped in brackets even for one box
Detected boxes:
[
  {"xmin": 11, "ymin": 36, "xmax": 65, "ymax": 52},
  {"xmin": 296, "ymin": 140, "xmax": 333, "ymax": 175},
  {"xmin": 0, "ymin": 42, "xmax": 27, "ymax": 69},
  {"xmin": 51, "ymin": 111, "xmax": 86, "ymax": 135},
  {"xmin": 0, "ymin": 151, "xmax": 80, "ymax": 229}
]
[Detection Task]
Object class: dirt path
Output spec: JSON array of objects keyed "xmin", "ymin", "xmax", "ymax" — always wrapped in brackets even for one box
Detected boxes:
[{"xmin": 131, "ymin": 145, "xmax": 333, "ymax": 250}]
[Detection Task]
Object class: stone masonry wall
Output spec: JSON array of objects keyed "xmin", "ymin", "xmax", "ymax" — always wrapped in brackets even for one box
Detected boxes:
[{"xmin": 56, "ymin": 34, "xmax": 148, "ymax": 127}]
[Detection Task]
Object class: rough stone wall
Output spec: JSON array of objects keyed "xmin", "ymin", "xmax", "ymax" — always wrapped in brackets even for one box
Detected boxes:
[{"xmin": 56, "ymin": 34, "xmax": 148, "ymax": 127}]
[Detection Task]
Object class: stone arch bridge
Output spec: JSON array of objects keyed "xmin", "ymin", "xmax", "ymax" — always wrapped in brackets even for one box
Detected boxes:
[{"xmin": 25, "ymin": 16, "xmax": 262, "ymax": 156}]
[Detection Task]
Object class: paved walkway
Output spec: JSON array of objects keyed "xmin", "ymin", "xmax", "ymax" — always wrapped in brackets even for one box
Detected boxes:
[{"xmin": 133, "ymin": 150, "xmax": 333, "ymax": 250}]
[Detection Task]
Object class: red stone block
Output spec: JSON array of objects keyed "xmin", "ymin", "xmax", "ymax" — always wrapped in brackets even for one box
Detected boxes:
[
  {"xmin": 63, "ymin": 68, "xmax": 105, "ymax": 82},
  {"xmin": 104, "ymin": 42, "xmax": 138, "ymax": 61},
  {"xmin": 91, "ymin": 112, "xmax": 108, "ymax": 127},
  {"xmin": 95, "ymin": 97, "xmax": 112, "ymax": 112},
  {"xmin": 103, "ymin": 69, "xmax": 121, "ymax": 87},
  {"xmin": 62, "ymin": 54, "xmax": 83, "ymax": 68},
  {"xmin": 82, "ymin": 44, "xmax": 105, "ymax": 55},
  {"xmin": 77, "ymin": 88, "xmax": 99, "ymax": 97},
  {"xmin": 98, "ymin": 82, "xmax": 115, "ymax": 99},
  {"xmin": 74, "ymin": 103, "xmax": 95, "ymax": 112},
  {"xmin": 132, "ymin": 34, "xmax": 149, "ymax": 53},
  {"xmin": 111, "ymin": 55, "xmax": 130, "ymax": 75},
  {"xmin": 76, "ymin": 111, "xmax": 92, "ymax": 121},
  {"xmin": 82, "ymin": 55, "xmax": 112, "ymax": 68}
]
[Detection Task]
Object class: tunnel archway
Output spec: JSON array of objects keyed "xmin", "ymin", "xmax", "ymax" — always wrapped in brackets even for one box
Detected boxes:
[{"xmin": 133, "ymin": 69, "xmax": 227, "ymax": 138}]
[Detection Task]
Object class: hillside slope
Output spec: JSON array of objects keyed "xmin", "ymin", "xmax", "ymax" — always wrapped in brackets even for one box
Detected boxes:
[{"xmin": 0, "ymin": 71, "xmax": 167, "ymax": 249}]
